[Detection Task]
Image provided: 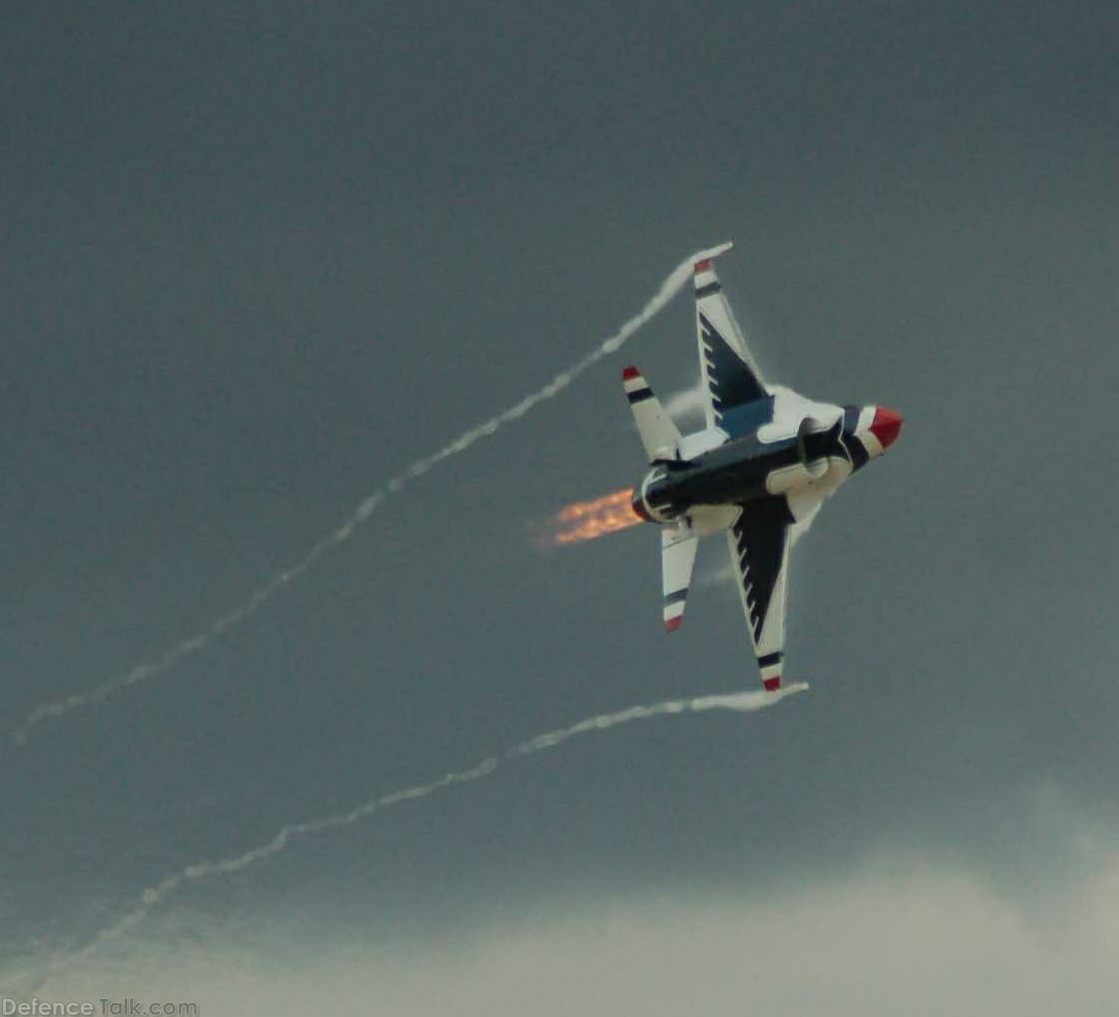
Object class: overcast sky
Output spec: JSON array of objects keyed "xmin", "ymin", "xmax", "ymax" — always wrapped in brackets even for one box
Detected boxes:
[{"xmin": 3, "ymin": 1, "xmax": 1118, "ymax": 1012}]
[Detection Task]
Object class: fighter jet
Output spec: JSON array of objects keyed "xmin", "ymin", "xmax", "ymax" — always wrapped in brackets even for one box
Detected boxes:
[{"xmin": 625, "ymin": 242, "xmax": 902, "ymax": 692}]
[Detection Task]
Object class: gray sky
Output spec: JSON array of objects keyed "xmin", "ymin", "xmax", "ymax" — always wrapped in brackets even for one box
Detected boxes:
[{"xmin": 3, "ymin": 1, "xmax": 1118, "ymax": 1012}]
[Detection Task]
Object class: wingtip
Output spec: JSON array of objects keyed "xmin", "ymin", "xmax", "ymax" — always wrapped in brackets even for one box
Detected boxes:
[
  {"xmin": 622, "ymin": 365, "xmax": 641, "ymax": 381},
  {"xmin": 664, "ymin": 616, "xmax": 682, "ymax": 633}
]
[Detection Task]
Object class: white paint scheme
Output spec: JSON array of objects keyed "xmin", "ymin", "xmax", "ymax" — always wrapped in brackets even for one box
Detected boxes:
[
  {"xmin": 854, "ymin": 404, "xmax": 885, "ymax": 458},
  {"xmin": 786, "ymin": 455, "xmax": 853, "ymax": 542},
  {"xmin": 624, "ymin": 370, "xmax": 682, "ymax": 461},
  {"xmin": 765, "ymin": 461, "xmax": 824, "ymax": 496},
  {"xmin": 638, "ymin": 466, "xmax": 674, "ymax": 523},
  {"xmin": 661, "ymin": 527, "xmax": 699, "ymax": 630},
  {"xmin": 756, "ymin": 386, "xmax": 843, "ymax": 444},
  {"xmin": 760, "ymin": 392, "xmax": 848, "ymax": 504},
  {"xmin": 676, "ymin": 426, "xmax": 729, "ymax": 461},
  {"xmin": 788, "ymin": 501, "xmax": 823, "ymax": 545},
  {"xmin": 766, "ymin": 445, "xmax": 843, "ymax": 497},
  {"xmin": 688, "ymin": 504, "xmax": 742, "ymax": 538}
]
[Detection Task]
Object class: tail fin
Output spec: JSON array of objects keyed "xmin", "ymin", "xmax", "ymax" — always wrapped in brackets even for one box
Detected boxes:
[{"xmin": 622, "ymin": 366, "xmax": 681, "ymax": 462}]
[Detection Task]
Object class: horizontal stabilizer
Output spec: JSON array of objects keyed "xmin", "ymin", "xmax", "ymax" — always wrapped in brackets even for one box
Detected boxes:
[
  {"xmin": 623, "ymin": 366, "xmax": 682, "ymax": 462},
  {"xmin": 662, "ymin": 526, "xmax": 698, "ymax": 632}
]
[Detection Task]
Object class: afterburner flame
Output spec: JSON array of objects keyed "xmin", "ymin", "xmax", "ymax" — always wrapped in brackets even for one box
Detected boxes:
[{"xmin": 548, "ymin": 487, "xmax": 642, "ymax": 546}]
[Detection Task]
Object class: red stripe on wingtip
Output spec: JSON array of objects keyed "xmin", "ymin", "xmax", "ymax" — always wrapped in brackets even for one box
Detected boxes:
[
  {"xmin": 763, "ymin": 676, "xmax": 782, "ymax": 692},
  {"xmin": 665, "ymin": 617, "xmax": 682, "ymax": 632},
  {"xmin": 622, "ymin": 366, "xmax": 640, "ymax": 381},
  {"xmin": 694, "ymin": 258, "xmax": 712, "ymax": 274}
]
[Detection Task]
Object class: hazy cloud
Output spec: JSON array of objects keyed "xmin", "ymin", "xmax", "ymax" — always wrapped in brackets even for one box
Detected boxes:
[{"xmin": 20, "ymin": 850, "xmax": 1119, "ymax": 1017}]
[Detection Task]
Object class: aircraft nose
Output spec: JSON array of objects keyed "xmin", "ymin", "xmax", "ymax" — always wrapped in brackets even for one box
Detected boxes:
[{"xmin": 869, "ymin": 406, "xmax": 903, "ymax": 451}]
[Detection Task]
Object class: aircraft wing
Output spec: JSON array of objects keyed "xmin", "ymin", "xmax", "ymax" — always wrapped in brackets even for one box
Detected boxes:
[
  {"xmin": 693, "ymin": 243, "xmax": 770, "ymax": 432},
  {"xmin": 725, "ymin": 499, "xmax": 791, "ymax": 691}
]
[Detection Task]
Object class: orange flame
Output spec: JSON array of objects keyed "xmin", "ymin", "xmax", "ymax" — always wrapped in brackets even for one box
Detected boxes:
[{"xmin": 546, "ymin": 487, "xmax": 643, "ymax": 546}]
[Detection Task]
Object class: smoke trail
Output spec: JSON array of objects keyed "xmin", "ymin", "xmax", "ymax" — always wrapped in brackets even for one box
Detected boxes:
[
  {"xmin": 665, "ymin": 382, "xmax": 707, "ymax": 419},
  {"xmin": 12, "ymin": 249, "xmax": 710, "ymax": 747},
  {"xmin": 29, "ymin": 684, "xmax": 806, "ymax": 984}
]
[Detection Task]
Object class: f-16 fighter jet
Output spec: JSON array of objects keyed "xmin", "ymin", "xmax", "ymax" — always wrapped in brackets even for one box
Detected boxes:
[{"xmin": 625, "ymin": 242, "xmax": 902, "ymax": 692}]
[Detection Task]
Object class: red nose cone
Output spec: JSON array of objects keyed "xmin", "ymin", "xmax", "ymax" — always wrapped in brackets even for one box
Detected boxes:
[{"xmin": 869, "ymin": 407, "xmax": 903, "ymax": 451}]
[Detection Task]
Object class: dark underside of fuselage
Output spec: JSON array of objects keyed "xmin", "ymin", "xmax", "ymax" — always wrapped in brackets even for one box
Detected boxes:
[{"xmin": 643, "ymin": 420, "xmax": 850, "ymax": 521}]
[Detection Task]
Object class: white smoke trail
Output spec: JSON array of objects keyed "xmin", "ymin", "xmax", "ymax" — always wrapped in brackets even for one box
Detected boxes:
[
  {"xmin": 12, "ymin": 249, "xmax": 713, "ymax": 747},
  {"xmin": 30, "ymin": 684, "xmax": 806, "ymax": 984},
  {"xmin": 664, "ymin": 382, "xmax": 707, "ymax": 419}
]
